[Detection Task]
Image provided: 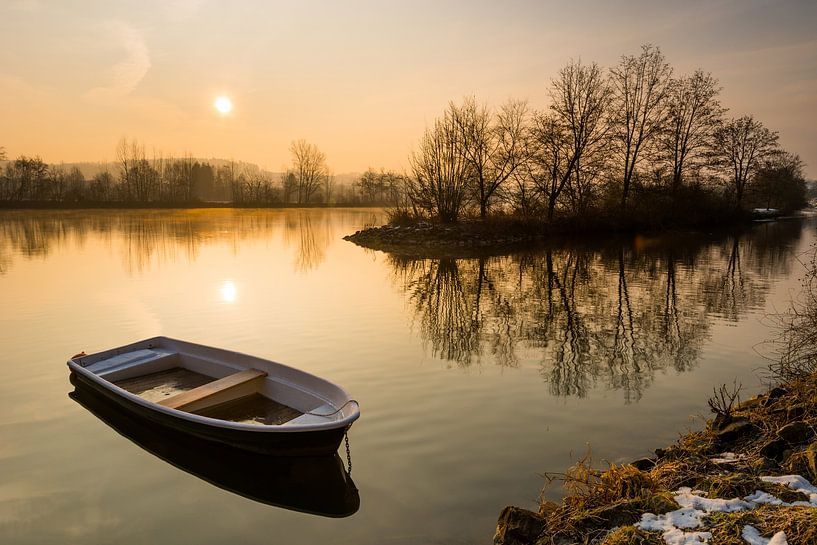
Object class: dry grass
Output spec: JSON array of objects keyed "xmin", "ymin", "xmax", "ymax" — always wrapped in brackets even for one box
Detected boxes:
[
  {"xmin": 698, "ymin": 473, "xmax": 765, "ymax": 499},
  {"xmin": 708, "ymin": 505, "xmax": 817, "ymax": 545},
  {"xmin": 598, "ymin": 526, "xmax": 664, "ymax": 545},
  {"xmin": 541, "ymin": 452, "xmax": 679, "ymax": 541},
  {"xmin": 537, "ymin": 392, "xmax": 817, "ymax": 543},
  {"xmin": 550, "ymin": 451, "xmax": 663, "ymax": 510}
]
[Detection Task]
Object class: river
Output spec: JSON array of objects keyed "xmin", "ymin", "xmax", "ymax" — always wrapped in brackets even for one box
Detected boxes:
[{"xmin": 0, "ymin": 208, "xmax": 811, "ymax": 544}]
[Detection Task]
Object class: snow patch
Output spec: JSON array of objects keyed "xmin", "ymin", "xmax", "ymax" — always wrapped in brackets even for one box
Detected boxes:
[
  {"xmin": 662, "ymin": 528, "xmax": 712, "ymax": 545},
  {"xmin": 711, "ymin": 452, "xmax": 747, "ymax": 464},
  {"xmin": 745, "ymin": 490, "xmax": 785, "ymax": 506},
  {"xmin": 635, "ymin": 475, "xmax": 816, "ymax": 545},
  {"xmin": 742, "ymin": 525, "xmax": 788, "ymax": 545},
  {"xmin": 674, "ymin": 487, "xmax": 753, "ymax": 513},
  {"xmin": 639, "ymin": 508, "xmax": 706, "ymax": 532},
  {"xmin": 761, "ymin": 475, "xmax": 817, "ymax": 505}
]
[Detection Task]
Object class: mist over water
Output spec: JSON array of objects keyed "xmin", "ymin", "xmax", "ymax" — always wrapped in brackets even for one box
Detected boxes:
[{"xmin": 0, "ymin": 208, "xmax": 811, "ymax": 544}]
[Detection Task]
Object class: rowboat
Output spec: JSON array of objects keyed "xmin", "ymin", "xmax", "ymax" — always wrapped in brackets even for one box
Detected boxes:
[
  {"xmin": 70, "ymin": 375, "xmax": 360, "ymax": 517},
  {"xmin": 67, "ymin": 336, "xmax": 360, "ymax": 455}
]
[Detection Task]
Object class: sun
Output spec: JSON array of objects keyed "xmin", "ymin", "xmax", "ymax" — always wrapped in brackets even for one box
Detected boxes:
[{"xmin": 214, "ymin": 95, "xmax": 233, "ymax": 114}]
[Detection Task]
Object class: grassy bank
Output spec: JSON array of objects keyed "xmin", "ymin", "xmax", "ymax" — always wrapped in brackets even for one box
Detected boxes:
[{"xmin": 494, "ymin": 376, "xmax": 817, "ymax": 545}]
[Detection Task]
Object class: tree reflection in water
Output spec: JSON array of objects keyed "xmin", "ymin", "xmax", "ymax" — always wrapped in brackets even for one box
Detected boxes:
[
  {"xmin": 0, "ymin": 210, "xmax": 804, "ymax": 400},
  {"xmin": 389, "ymin": 221, "xmax": 803, "ymax": 400},
  {"xmin": 0, "ymin": 209, "xmax": 349, "ymax": 274},
  {"xmin": 283, "ymin": 211, "xmax": 334, "ymax": 273}
]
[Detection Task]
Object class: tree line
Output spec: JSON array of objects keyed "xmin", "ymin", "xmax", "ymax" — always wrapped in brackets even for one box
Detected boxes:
[
  {"xmin": 0, "ymin": 140, "xmax": 403, "ymax": 207},
  {"xmin": 400, "ymin": 44, "xmax": 809, "ymax": 225}
]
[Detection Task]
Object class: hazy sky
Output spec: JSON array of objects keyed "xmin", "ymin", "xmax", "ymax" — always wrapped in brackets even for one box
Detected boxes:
[{"xmin": 2, "ymin": 0, "xmax": 816, "ymax": 176}]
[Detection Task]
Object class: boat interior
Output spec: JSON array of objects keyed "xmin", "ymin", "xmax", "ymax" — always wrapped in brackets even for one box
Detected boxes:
[{"xmin": 77, "ymin": 346, "xmax": 342, "ymax": 427}]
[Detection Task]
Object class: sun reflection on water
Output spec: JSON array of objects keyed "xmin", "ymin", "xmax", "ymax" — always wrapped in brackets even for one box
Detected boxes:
[{"xmin": 220, "ymin": 280, "xmax": 237, "ymax": 303}]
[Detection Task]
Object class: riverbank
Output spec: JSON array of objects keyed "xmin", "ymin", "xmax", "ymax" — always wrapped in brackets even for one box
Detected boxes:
[{"xmin": 494, "ymin": 375, "xmax": 817, "ymax": 545}]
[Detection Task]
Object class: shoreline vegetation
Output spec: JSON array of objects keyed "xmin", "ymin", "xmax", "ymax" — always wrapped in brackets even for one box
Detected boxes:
[{"xmin": 493, "ymin": 250, "xmax": 817, "ymax": 545}]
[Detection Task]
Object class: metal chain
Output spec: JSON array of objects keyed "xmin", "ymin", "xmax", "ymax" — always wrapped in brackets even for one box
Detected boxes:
[{"xmin": 344, "ymin": 431, "xmax": 352, "ymax": 475}]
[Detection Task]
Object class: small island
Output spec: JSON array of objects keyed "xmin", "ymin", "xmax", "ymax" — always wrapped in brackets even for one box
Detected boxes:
[{"xmin": 345, "ymin": 46, "xmax": 808, "ymax": 256}]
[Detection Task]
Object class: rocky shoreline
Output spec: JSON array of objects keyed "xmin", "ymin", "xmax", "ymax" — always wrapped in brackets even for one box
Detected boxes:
[
  {"xmin": 493, "ymin": 379, "xmax": 817, "ymax": 545},
  {"xmin": 343, "ymin": 220, "xmax": 550, "ymax": 257}
]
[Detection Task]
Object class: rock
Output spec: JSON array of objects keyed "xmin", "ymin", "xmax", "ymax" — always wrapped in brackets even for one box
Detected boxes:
[
  {"xmin": 770, "ymin": 406, "xmax": 789, "ymax": 417},
  {"xmin": 654, "ymin": 447, "xmax": 666, "ymax": 458},
  {"xmin": 777, "ymin": 421, "xmax": 814, "ymax": 444},
  {"xmin": 769, "ymin": 386, "xmax": 788, "ymax": 398},
  {"xmin": 782, "ymin": 449, "xmax": 794, "ymax": 463},
  {"xmin": 712, "ymin": 413, "xmax": 732, "ymax": 431},
  {"xmin": 716, "ymin": 417, "xmax": 755, "ymax": 442},
  {"xmin": 630, "ymin": 457, "xmax": 656, "ymax": 471},
  {"xmin": 763, "ymin": 387, "xmax": 788, "ymax": 406},
  {"xmin": 494, "ymin": 506, "xmax": 546, "ymax": 545},
  {"xmin": 784, "ymin": 442, "xmax": 817, "ymax": 480},
  {"xmin": 787, "ymin": 404, "xmax": 807, "ymax": 421},
  {"xmin": 760, "ymin": 437, "xmax": 789, "ymax": 461}
]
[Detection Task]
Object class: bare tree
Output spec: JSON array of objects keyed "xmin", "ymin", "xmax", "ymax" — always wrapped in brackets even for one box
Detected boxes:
[
  {"xmin": 64, "ymin": 167, "xmax": 86, "ymax": 202},
  {"xmin": 526, "ymin": 113, "xmax": 569, "ymax": 220},
  {"xmin": 116, "ymin": 138, "xmax": 157, "ymax": 201},
  {"xmin": 7, "ymin": 156, "xmax": 48, "ymax": 200},
  {"xmin": 408, "ymin": 105, "xmax": 472, "ymax": 222},
  {"xmin": 566, "ymin": 145, "xmax": 607, "ymax": 216},
  {"xmin": 357, "ymin": 169, "xmax": 382, "ymax": 204},
  {"xmin": 324, "ymin": 173, "xmax": 335, "ymax": 204},
  {"xmin": 115, "ymin": 138, "xmax": 134, "ymax": 200},
  {"xmin": 662, "ymin": 70, "xmax": 726, "ymax": 190},
  {"xmin": 609, "ymin": 44, "xmax": 673, "ymax": 207},
  {"xmin": 530, "ymin": 59, "xmax": 609, "ymax": 221},
  {"xmin": 290, "ymin": 139, "xmax": 329, "ymax": 204},
  {"xmin": 749, "ymin": 151, "xmax": 806, "ymax": 211},
  {"xmin": 503, "ymin": 166, "xmax": 540, "ymax": 217},
  {"xmin": 89, "ymin": 171, "xmax": 114, "ymax": 201},
  {"xmin": 452, "ymin": 97, "xmax": 528, "ymax": 218},
  {"xmin": 281, "ymin": 171, "xmax": 297, "ymax": 204},
  {"xmin": 713, "ymin": 115, "xmax": 779, "ymax": 207},
  {"xmin": 166, "ymin": 155, "xmax": 195, "ymax": 202},
  {"xmin": 49, "ymin": 166, "xmax": 68, "ymax": 202}
]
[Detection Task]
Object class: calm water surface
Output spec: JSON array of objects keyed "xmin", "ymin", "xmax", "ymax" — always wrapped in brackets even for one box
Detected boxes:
[{"xmin": 0, "ymin": 208, "xmax": 812, "ymax": 544}]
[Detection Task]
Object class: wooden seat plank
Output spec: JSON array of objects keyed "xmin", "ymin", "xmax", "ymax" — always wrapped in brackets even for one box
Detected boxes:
[{"xmin": 158, "ymin": 368, "xmax": 267, "ymax": 412}]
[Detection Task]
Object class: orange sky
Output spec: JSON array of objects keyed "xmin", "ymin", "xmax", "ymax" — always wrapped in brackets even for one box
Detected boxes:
[{"xmin": 1, "ymin": 0, "xmax": 816, "ymax": 177}]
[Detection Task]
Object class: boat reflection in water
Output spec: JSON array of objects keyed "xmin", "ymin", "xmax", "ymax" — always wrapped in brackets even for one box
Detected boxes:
[{"xmin": 69, "ymin": 374, "xmax": 360, "ymax": 518}]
